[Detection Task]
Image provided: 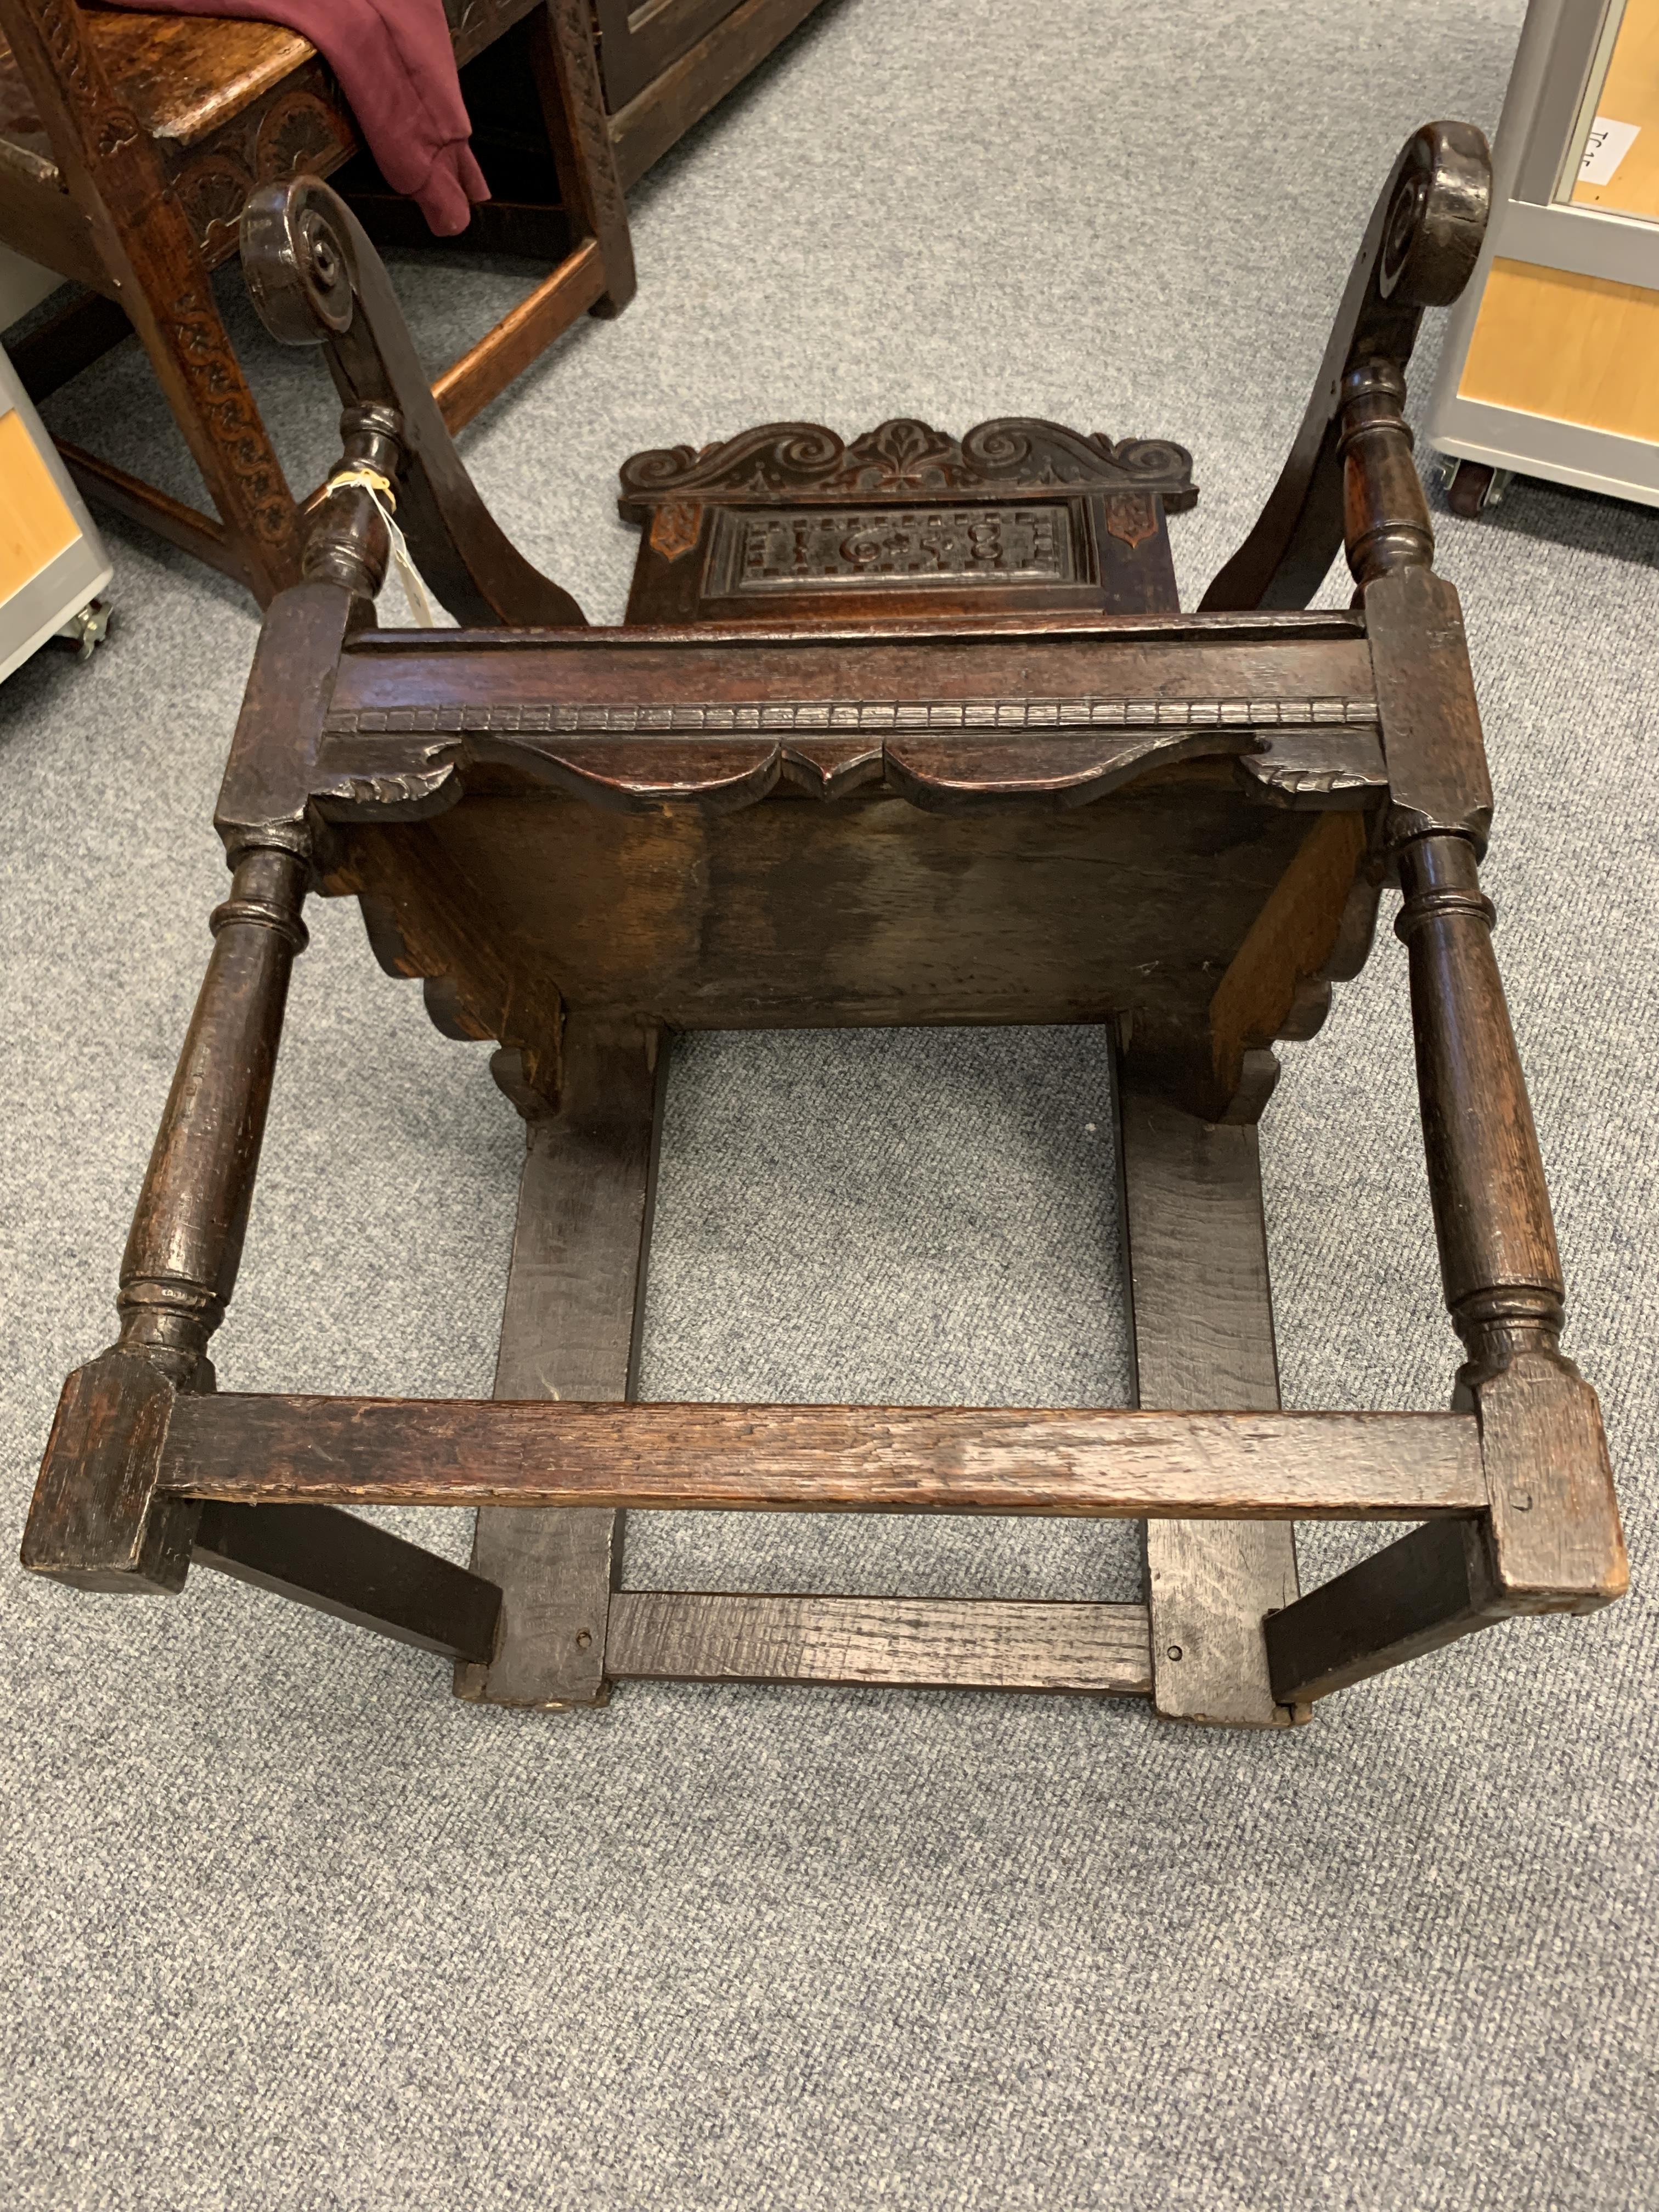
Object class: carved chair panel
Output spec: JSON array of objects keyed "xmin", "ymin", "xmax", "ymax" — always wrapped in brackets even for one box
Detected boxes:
[{"xmin": 618, "ymin": 417, "xmax": 1198, "ymax": 623}]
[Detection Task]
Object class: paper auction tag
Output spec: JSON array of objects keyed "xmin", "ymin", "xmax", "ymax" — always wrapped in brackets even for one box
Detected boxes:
[{"xmin": 1579, "ymin": 116, "xmax": 1640, "ymax": 186}]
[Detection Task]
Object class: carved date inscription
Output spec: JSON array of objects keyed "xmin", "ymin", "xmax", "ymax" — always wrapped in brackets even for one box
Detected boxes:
[{"xmin": 713, "ymin": 501, "xmax": 1084, "ymax": 594}]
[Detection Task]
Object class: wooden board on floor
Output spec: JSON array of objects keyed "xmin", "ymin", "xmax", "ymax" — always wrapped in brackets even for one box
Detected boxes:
[{"xmin": 606, "ymin": 1591, "xmax": 1154, "ymax": 1694}]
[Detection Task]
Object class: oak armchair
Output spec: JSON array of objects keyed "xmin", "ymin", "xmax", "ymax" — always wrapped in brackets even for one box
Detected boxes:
[{"xmin": 21, "ymin": 124, "xmax": 1627, "ymax": 1731}]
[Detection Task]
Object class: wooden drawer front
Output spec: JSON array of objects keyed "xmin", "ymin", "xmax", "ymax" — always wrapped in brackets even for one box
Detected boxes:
[{"xmin": 594, "ymin": 0, "xmax": 746, "ymax": 108}]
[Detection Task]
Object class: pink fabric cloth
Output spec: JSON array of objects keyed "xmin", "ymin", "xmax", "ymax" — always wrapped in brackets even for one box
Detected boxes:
[{"xmin": 104, "ymin": 0, "xmax": 489, "ymax": 235}]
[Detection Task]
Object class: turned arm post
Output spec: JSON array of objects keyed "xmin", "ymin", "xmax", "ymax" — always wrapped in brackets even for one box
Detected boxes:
[
  {"xmin": 21, "ymin": 464, "xmax": 505, "ymax": 1655},
  {"xmin": 1393, "ymin": 834, "xmax": 1563, "ymax": 1375},
  {"xmin": 1265, "ymin": 360, "xmax": 1625, "ymax": 1707},
  {"xmin": 115, "ymin": 839, "xmax": 310, "ymax": 1385},
  {"xmin": 1336, "ymin": 348, "xmax": 1574, "ymax": 1396},
  {"xmin": 20, "ymin": 834, "xmax": 309, "ymax": 1592},
  {"xmin": 1389, "ymin": 825, "xmax": 1624, "ymax": 1623},
  {"xmin": 106, "ymin": 405, "xmax": 404, "ymax": 1400}
]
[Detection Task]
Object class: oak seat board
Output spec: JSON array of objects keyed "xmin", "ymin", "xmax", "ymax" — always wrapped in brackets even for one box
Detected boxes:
[
  {"xmin": 156, "ymin": 1397, "xmax": 1488, "ymax": 1519},
  {"xmin": 332, "ymin": 772, "xmax": 1338, "ymax": 1042},
  {"xmin": 326, "ymin": 611, "xmax": 1381, "ymax": 714},
  {"xmin": 315, "ymin": 614, "xmax": 1387, "ymax": 819},
  {"xmin": 603, "ymin": 1592, "xmax": 1155, "ymax": 1694}
]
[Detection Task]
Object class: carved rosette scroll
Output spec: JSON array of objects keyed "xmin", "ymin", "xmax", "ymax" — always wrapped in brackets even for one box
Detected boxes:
[
  {"xmin": 174, "ymin": 80, "xmax": 353, "ymax": 263},
  {"xmin": 618, "ymin": 418, "xmax": 1197, "ymax": 511}
]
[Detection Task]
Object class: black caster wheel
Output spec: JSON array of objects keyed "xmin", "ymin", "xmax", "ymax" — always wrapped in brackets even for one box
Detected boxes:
[{"xmin": 1446, "ymin": 459, "xmax": 1497, "ymax": 519}]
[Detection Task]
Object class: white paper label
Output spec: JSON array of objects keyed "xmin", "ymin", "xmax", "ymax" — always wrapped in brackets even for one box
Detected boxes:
[{"xmin": 1579, "ymin": 116, "xmax": 1640, "ymax": 186}]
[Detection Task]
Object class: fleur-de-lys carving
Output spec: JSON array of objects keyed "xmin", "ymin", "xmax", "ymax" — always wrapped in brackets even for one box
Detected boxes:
[{"xmin": 835, "ymin": 419, "xmax": 958, "ymax": 491}]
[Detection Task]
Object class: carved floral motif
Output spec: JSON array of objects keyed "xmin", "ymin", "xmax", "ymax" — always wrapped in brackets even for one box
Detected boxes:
[
  {"xmin": 175, "ymin": 84, "xmax": 351, "ymax": 263},
  {"xmin": 649, "ymin": 501, "xmax": 704, "ymax": 561}
]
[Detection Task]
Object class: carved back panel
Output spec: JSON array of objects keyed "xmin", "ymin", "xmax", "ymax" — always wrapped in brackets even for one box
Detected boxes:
[{"xmin": 617, "ymin": 419, "xmax": 1197, "ymax": 625}]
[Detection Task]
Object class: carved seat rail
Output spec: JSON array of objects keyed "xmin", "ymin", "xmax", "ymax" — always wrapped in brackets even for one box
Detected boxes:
[{"xmin": 20, "ymin": 133, "xmax": 1627, "ymax": 1734}]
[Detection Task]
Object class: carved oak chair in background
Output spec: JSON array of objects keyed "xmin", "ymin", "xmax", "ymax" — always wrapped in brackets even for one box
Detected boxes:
[
  {"xmin": 0, "ymin": 0, "xmax": 828, "ymax": 603},
  {"xmin": 21, "ymin": 125, "xmax": 1627, "ymax": 1732}
]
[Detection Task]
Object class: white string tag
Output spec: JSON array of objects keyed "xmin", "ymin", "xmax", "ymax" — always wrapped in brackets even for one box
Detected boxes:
[{"xmin": 325, "ymin": 465, "xmax": 442, "ymax": 627}]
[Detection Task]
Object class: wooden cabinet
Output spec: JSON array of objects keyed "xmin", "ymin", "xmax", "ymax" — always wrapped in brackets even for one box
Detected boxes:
[
  {"xmin": 595, "ymin": 0, "xmax": 753, "ymax": 108},
  {"xmin": 596, "ymin": 0, "xmax": 829, "ymax": 187}
]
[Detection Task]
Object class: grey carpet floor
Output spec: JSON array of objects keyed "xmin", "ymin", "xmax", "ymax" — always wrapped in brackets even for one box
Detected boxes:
[{"xmin": 4, "ymin": 3, "xmax": 1657, "ymax": 2205}]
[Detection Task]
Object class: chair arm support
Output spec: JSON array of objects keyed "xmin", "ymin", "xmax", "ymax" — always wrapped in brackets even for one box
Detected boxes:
[
  {"xmin": 115, "ymin": 843, "xmax": 309, "ymax": 1384},
  {"xmin": 1396, "ymin": 831, "xmax": 1626, "ymax": 1617},
  {"xmin": 1201, "ymin": 120, "xmax": 1489, "ymax": 611},
  {"xmin": 239, "ymin": 177, "xmax": 586, "ymax": 630}
]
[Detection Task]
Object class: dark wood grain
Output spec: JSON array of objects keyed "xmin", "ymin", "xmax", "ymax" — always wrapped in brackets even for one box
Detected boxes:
[
  {"xmin": 1368, "ymin": 566, "xmax": 1493, "ymax": 850},
  {"xmin": 1206, "ymin": 810, "xmax": 1372, "ymax": 1110},
  {"xmin": 337, "ymin": 769, "xmax": 1316, "ymax": 1053},
  {"xmin": 314, "ymin": 614, "xmax": 1384, "ymax": 1082},
  {"xmin": 607, "ymin": 0, "xmax": 827, "ymax": 189},
  {"xmin": 21, "ymin": 839, "xmax": 313, "ymax": 1590},
  {"xmin": 455, "ymin": 1024, "xmax": 667, "ymax": 1708},
  {"xmin": 117, "ymin": 844, "xmax": 309, "ymax": 1385},
  {"xmin": 1118, "ymin": 1085, "xmax": 1301, "ymax": 1728},
  {"xmin": 535, "ymin": 0, "xmax": 635, "ymax": 314},
  {"xmin": 156, "ymin": 1396, "xmax": 1487, "ymax": 1518},
  {"xmin": 1395, "ymin": 832, "xmax": 1564, "ymax": 1367},
  {"xmin": 194, "ymin": 1500, "xmax": 503, "ymax": 1663},
  {"xmin": 594, "ymin": 0, "xmax": 750, "ymax": 110},
  {"xmin": 334, "ymin": 603, "xmax": 1372, "ymax": 675},
  {"xmin": 215, "ymin": 579, "xmax": 358, "ymax": 850},
  {"xmin": 1265, "ymin": 1519, "xmax": 1497, "ymax": 1705},
  {"xmin": 1263, "ymin": 1354, "xmax": 1626, "ymax": 1706},
  {"xmin": 606, "ymin": 1591, "xmax": 1153, "ymax": 1694},
  {"xmin": 316, "ymin": 710, "xmax": 1380, "ymax": 816},
  {"xmin": 1470, "ymin": 1351, "xmax": 1627, "ymax": 1612},
  {"xmin": 241, "ymin": 178, "xmax": 591, "ymax": 629},
  {"xmin": 21, "ymin": 1351, "xmax": 199, "ymax": 1594}
]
